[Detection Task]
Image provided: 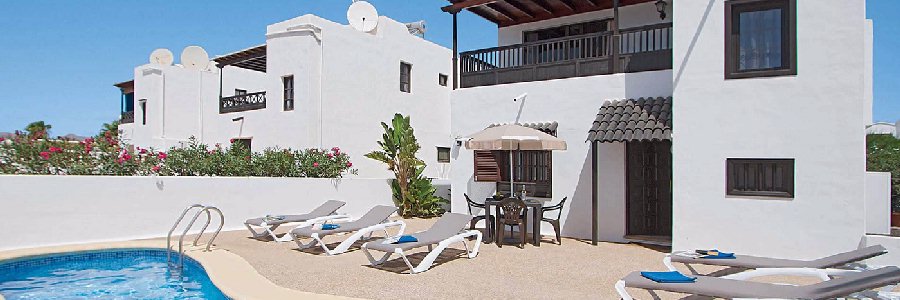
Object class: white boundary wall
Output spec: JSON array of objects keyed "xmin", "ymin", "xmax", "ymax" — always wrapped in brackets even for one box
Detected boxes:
[
  {"xmin": 0, "ymin": 175, "xmax": 394, "ymax": 251},
  {"xmin": 866, "ymin": 172, "xmax": 892, "ymax": 235}
]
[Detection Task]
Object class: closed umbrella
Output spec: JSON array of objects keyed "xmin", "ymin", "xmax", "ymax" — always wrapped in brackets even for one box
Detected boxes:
[{"xmin": 464, "ymin": 124, "xmax": 567, "ymax": 197}]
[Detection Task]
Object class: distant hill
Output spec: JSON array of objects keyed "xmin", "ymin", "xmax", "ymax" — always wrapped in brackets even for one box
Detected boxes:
[{"xmin": 0, "ymin": 132, "xmax": 88, "ymax": 141}]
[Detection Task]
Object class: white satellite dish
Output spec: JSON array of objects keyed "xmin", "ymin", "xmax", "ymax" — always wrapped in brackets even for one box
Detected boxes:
[
  {"xmin": 180, "ymin": 46, "xmax": 210, "ymax": 70},
  {"xmin": 406, "ymin": 20, "xmax": 427, "ymax": 37},
  {"xmin": 347, "ymin": 1, "xmax": 379, "ymax": 32},
  {"xmin": 149, "ymin": 48, "xmax": 174, "ymax": 66}
]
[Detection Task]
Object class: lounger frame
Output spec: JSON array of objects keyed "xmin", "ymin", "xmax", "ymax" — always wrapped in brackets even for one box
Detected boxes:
[
  {"xmin": 361, "ymin": 230, "xmax": 483, "ymax": 274},
  {"xmin": 246, "ymin": 214, "xmax": 350, "ymax": 242},
  {"xmin": 290, "ymin": 220, "xmax": 407, "ymax": 255}
]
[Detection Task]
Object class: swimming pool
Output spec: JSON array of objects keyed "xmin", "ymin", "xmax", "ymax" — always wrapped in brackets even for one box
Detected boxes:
[{"xmin": 0, "ymin": 248, "xmax": 229, "ymax": 300}]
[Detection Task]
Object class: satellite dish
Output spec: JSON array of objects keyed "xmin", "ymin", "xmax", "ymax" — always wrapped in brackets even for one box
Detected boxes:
[
  {"xmin": 149, "ymin": 49, "xmax": 174, "ymax": 66},
  {"xmin": 347, "ymin": 1, "xmax": 379, "ymax": 32},
  {"xmin": 181, "ymin": 46, "xmax": 210, "ymax": 70},
  {"xmin": 406, "ymin": 20, "xmax": 426, "ymax": 37}
]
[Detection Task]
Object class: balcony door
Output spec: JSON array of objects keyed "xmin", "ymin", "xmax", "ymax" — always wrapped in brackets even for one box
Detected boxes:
[{"xmin": 522, "ymin": 19, "xmax": 611, "ymax": 65}]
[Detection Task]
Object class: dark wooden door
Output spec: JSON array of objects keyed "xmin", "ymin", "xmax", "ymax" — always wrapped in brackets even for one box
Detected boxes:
[{"xmin": 626, "ymin": 141, "xmax": 673, "ymax": 237}]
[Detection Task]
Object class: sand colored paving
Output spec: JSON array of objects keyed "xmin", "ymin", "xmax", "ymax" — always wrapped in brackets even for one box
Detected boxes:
[{"xmin": 0, "ymin": 217, "xmax": 839, "ymax": 300}]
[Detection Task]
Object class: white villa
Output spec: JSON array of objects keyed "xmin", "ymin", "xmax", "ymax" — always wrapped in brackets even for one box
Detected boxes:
[{"xmin": 112, "ymin": 0, "xmax": 893, "ymax": 262}]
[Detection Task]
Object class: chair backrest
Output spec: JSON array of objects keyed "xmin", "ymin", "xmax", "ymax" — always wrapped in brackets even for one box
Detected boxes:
[
  {"xmin": 496, "ymin": 197, "xmax": 526, "ymax": 224},
  {"xmin": 543, "ymin": 197, "xmax": 568, "ymax": 220},
  {"xmin": 464, "ymin": 193, "xmax": 484, "ymax": 215},
  {"xmin": 356, "ymin": 205, "xmax": 398, "ymax": 225},
  {"xmin": 426, "ymin": 212, "xmax": 475, "ymax": 238},
  {"xmin": 308, "ymin": 200, "xmax": 346, "ymax": 217}
]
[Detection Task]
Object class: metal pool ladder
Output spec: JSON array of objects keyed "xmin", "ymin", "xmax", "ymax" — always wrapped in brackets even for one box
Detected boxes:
[{"xmin": 166, "ymin": 204, "xmax": 225, "ymax": 269}]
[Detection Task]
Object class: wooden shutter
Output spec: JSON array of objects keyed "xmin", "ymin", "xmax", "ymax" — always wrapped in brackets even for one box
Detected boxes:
[{"xmin": 474, "ymin": 151, "xmax": 501, "ymax": 182}]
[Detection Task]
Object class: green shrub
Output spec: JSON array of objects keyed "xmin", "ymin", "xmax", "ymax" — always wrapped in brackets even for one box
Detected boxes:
[{"xmin": 867, "ymin": 134, "xmax": 900, "ymax": 211}]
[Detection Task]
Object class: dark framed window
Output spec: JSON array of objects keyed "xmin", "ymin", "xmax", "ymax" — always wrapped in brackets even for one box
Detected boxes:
[
  {"xmin": 725, "ymin": 0, "xmax": 797, "ymax": 79},
  {"xmin": 437, "ymin": 147, "xmax": 451, "ymax": 163},
  {"xmin": 234, "ymin": 89, "xmax": 247, "ymax": 96},
  {"xmin": 140, "ymin": 100, "xmax": 147, "ymax": 126},
  {"xmin": 726, "ymin": 158, "xmax": 794, "ymax": 198},
  {"xmin": 231, "ymin": 138, "xmax": 252, "ymax": 151},
  {"xmin": 523, "ymin": 19, "xmax": 610, "ymax": 43},
  {"xmin": 283, "ymin": 76, "xmax": 294, "ymax": 111},
  {"xmin": 400, "ymin": 62, "xmax": 412, "ymax": 93},
  {"xmin": 438, "ymin": 74, "xmax": 448, "ymax": 87}
]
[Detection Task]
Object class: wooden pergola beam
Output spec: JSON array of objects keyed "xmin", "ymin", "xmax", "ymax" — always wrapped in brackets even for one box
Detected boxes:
[
  {"xmin": 503, "ymin": 0, "xmax": 536, "ymax": 18},
  {"xmin": 441, "ymin": 0, "xmax": 498, "ymax": 12},
  {"xmin": 468, "ymin": 6, "xmax": 503, "ymax": 24},
  {"xmin": 530, "ymin": 0, "xmax": 556, "ymax": 14},
  {"xmin": 558, "ymin": 0, "xmax": 577, "ymax": 11},
  {"xmin": 486, "ymin": 2, "xmax": 519, "ymax": 21},
  {"xmin": 583, "ymin": 0, "xmax": 599, "ymax": 7}
]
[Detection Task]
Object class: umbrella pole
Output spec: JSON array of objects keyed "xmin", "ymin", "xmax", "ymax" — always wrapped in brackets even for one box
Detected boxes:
[{"xmin": 509, "ymin": 148, "xmax": 515, "ymax": 198}]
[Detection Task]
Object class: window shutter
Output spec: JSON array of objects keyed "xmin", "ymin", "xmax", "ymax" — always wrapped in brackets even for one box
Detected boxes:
[{"xmin": 474, "ymin": 151, "xmax": 501, "ymax": 182}]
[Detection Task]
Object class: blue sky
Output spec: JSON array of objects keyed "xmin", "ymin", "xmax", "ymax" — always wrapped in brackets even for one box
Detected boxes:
[{"xmin": 0, "ymin": 1, "xmax": 896, "ymax": 136}]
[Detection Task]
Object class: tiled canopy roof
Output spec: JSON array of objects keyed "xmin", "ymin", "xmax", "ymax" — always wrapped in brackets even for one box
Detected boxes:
[
  {"xmin": 489, "ymin": 121, "xmax": 559, "ymax": 133},
  {"xmin": 588, "ymin": 97, "xmax": 672, "ymax": 143}
]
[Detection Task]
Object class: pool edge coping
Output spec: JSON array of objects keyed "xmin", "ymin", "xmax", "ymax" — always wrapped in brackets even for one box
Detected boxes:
[{"xmin": 0, "ymin": 240, "xmax": 358, "ymax": 300}]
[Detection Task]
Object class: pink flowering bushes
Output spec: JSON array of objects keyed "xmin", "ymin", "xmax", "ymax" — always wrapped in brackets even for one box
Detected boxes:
[{"xmin": 0, "ymin": 133, "xmax": 357, "ymax": 178}]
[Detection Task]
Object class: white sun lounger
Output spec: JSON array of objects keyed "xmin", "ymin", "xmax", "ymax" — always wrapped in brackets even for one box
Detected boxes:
[
  {"xmin": 244, "ymin": 200, "xmax": 347, "ymax": 242},
  {"xmin": 361, "ymin": 213, "xmax": 483, "ymax": 274},
  {"xmin": 665, "ymin": 245, "xmax": 888, "ymax": 278},
  {"xmin": 289, "ymin": 205, "xmax": 404, "ymax": 256},
  {"xmin": 616, "ymin": 266, "xmax": 900, "ymax": 300}
]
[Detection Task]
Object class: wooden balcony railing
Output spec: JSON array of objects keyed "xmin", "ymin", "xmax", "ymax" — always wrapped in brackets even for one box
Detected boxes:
[
  {"xmin": 220, "ymin": 91, "xmax": 266, "ymax": 114},
  {"xmin": 121, "ymin": 111, "xmax": 135, "ymax": 124},
  {"xmin": 459, "ymin": 23, "xmax": 673, "ymax": 88}
]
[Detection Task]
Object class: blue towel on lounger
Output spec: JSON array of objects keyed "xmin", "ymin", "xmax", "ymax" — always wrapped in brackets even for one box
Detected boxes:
[
  {"xmin": 392, "ymin": 235, "xmax": 418, "ymax": 244},
  {"xmin": 321, "ymin": 224, "xmax": 340, "ymax": 230},
  {"xmin": 703, "ymin": 252, "xmax": 736, "ymax": 259},
  {"xmin": 640, "ymin": 271, "xmax": 697, "ymax": 283}
]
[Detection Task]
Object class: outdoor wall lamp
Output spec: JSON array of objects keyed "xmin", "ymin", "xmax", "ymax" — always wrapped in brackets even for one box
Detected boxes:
[{"xmin": 656, "ymin": 0, "xmax": 668, "ymax": 20}]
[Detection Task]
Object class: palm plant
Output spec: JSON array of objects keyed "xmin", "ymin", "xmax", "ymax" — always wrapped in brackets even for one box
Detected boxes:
[
  {"xmin": 25, "ymin": 121, "xmax": 52, "ymax": 139},
  {"xmin": 366, "ymin": 114, "xmax": 445, "ymax": 217}
]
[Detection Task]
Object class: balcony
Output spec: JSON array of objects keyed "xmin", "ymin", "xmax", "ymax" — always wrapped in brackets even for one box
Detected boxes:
[
  {"xmin": 459, "ymin": 23, "xmax": 672, "ymax": 88},
  {"xmin": 220, "ymin": 91, "xmax": 266, "ymax": 114},
  {"xmin": 121, "ymin": 111, "xmax": 135, "ymax": 124}
]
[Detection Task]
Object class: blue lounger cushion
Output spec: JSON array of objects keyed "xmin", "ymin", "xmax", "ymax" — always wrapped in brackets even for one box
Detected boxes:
[
  {"xmin": 640, "ymin": 271, "xmax": 697, "ymax": 283},
  {"xmin": 321, "ymin": 224, "xmax": 340, "ymax": 230},
  {"xmin": 393, "ymin": 235, "xmax": 418, "ymax": 244},
  {"xmin": 703, "ymin": 252, "xmax": 736, "ymax": 259}
]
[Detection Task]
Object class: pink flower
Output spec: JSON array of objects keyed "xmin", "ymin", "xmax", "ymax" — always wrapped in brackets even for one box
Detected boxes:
[
  {"xmin": 49, "ymin": 147, "xmax": 63, "ymax": 153},
  {"xmin": 346, "ymin": 162, "xmax": 353, "ymax": 167},
  {"xmin": 229, "ymin": 138, "xmax": 236, "ymax": 143},
  {"xmin": 208, "ymin": 150, "xmax": 215, "ymax": 154},
  {"xmin": 0, "ymin": 137, "xmax": 5, "ymax": 142},
  {"xmin": 115, "ymin": 158, "xmax": 124, "ymax": 164},
  {"xmin": 139, "ymin": 148, "xmax": 148, "ymax": 154},
  {"xmin": 326, "ymin": 153, "xmax": 333, "ymax": 159},
  {"xmin": 331, "ymin": 147, "xmax": 340, "ymax": 154},
  {"xmin": 122, "ymin": 153, "xmax": 132, "ymax": 161},
  {"xmin": 84, "ymin": 145, "xmax": 93, "ymax": 153},
  {"xmin": 157, "ymin": 152, "xmax": 168, "ymax": 159},
  {"xmin": 313, "ymin": 162, "xmax": 319, "ymax": 167},
  {"xmin": 151, "ymin": 165, "xmax": 161, "ymax": 172},
  {"xmin": 39, "ymin": 152, "xmax": 51, "ymax": 160},
  {"xmin": 84, "ymin": 138, "xmax": 94, "ymax": 144}
]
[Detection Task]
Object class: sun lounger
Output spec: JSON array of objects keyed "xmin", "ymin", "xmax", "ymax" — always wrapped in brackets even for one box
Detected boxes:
[
  {"xmin": 290, "ymin": 205, "xmax": 404, "ymax": 256},
  {"xmin": 615, "ymin": 266, "xmax": 900, "ymax": 300},
  {"xmin": 665, "ymin": 245, "xmax": 888, "ymax": 275},
  {"xmin": 244, "ymin": 200, "xmax": 347, "ymax": 242},
  {"xmin": 361, "ymin": 213, "xmax": 483, "ymax": 274}
]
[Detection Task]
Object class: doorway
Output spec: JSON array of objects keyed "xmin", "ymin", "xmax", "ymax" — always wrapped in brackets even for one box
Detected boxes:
[{"xmin": 625, "ymin": 140, "xmax": 673, "ymax": 239}]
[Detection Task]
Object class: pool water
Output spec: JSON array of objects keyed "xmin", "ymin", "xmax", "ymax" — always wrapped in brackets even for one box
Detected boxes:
[{"xmin": 0, "ymin": 249, "xmax": 229, "ymax": 300}]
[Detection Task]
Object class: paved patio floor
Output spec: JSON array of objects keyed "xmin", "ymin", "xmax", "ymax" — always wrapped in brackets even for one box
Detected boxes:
[{"xmin": 209, "ymin": 217, "xmax": 751, "ymax": 299}]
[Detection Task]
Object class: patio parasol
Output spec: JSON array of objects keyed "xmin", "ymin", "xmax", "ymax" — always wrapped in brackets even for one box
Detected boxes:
[{"xmin": 464, "ymin": 124, "xmax": 567, "ymax": 197}]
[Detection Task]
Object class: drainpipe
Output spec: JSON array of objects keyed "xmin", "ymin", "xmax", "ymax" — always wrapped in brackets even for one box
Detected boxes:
[
  {"xmin": 452, "ymin": 10, "xmax": 459, "ymax": 90},
  {"xmin": 611, "ymin": 0, "xmax": 621, "ymax": 74},
  {"xmin": 591, "ymin": 140, "xmax": 599, "ymax": 245}
]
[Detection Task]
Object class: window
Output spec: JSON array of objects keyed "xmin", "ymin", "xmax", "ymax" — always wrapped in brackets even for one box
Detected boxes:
[
  {"xmin": 234, "ymin": 89, "xmax": 247, "ymax": 96},
  {"xmin": 139, "ymin": 100, "xmax": 147, "ymax": 126},
  {"xmin": 438, "ymin": 74, "xmax": 448, "ymax": 87},
  {"xmin": 725, "ymin": 0, "xmax": 796, "ymax": 79},
  {"xmin": 400, "ymin": 62, "xmax": 412, "ymax": 93},
  {"xmin": 523, "ymin": 19, "xmax": 610, "ymax": 43},
  {"xmin": 726, "ymin": 158, "xmax": 794, "ymax": 198},
  {"xmin": 282, "ymin": 76, "xmax": 294, "ymax": 111},
  {"xmin": 437, "ymin": 147, "xmax": 451, "ymax": 163},
  {"xmin": 231, "ymin": 138, "xmax": 252, "ymax": 151}
]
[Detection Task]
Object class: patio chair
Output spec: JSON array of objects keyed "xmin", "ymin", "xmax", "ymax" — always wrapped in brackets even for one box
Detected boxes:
[
  {"xmin": 361, "ymin": 212, "xmax": 483, "ymax": 274},
  {"xmin": 464, "ymin": 193, "xmax": 494, "ymax": 240},
  {"xmin": 540, "ymin": 197, "xmax": 567, "ymax": 245},
  {"xmin": 289, "ymin": 205, "xmax": 405, "ymax": 256},
  {"xmin": 664, "ymin": 245, "xmax": 888, "ymax": 276},
  {"xmin": 244, "ymin": 200, "xmax": 347, "ymax": 242},
  {"xmin": 495, "ymin": 197, "xmax": 527, "ymax": 248},
  {"xmin": 615, "ymin": 266, "xmax": 900, "ymax": 300}
]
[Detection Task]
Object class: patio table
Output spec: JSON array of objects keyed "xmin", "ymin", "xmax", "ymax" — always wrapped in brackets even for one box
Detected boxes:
[{"xmin": 484, "ymin": 197, "xmax": 549, "ymax": 247}]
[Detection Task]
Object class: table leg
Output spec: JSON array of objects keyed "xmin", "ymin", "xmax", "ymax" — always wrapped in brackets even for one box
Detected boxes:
[
  {"xmin": 485, "ymin": 202, "xmax": 493, "ymax": 244},
  {"xmin": 533, "ymin": 206, "xmax": 541, "ymax": 246}
]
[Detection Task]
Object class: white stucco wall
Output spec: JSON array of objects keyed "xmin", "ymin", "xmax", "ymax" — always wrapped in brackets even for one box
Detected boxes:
[
  {"xmin": 865, "ymin": 235, "xmax": 900, "ymax": 268},
  {"xmin": 122, "ymin": 11, "xmax": 452, "ymax": 180},
  {"xmin": 449, "ymin": 70, "xmax": 672, "ymax": 239},
  {"xmin": 498, "ymin": 2, "xmax": 671, "ymax": 47},
  {"xmin": 0, "ymin": 175, "xmax": 394, "ymax": 251},
  {"xmin": 671, "ymin": 1, "xmax": 869, "ymax": 259},
  {"xmin": 866, "ymin": 172, "xmax": 892, "ymax": 235},
  {"xmin": 864, "ymin": 19, "xmax": 874, "ymax": 127}
]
